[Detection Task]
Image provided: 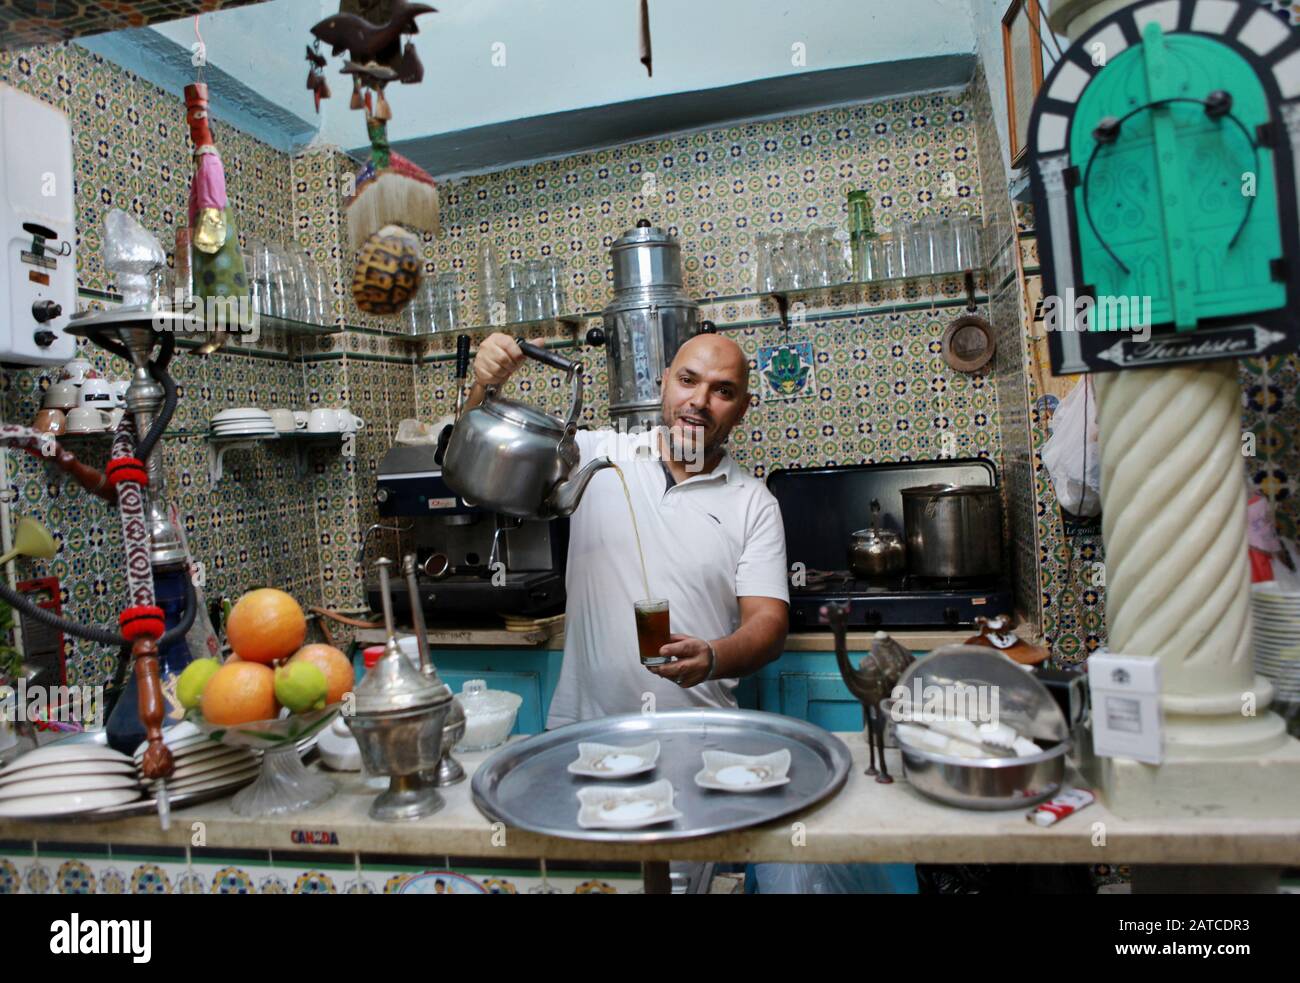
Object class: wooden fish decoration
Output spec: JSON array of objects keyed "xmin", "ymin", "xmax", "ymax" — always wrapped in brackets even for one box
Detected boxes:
[{"xmin": 311, "ymin": 0, "xmax": 436, "ymax": 65}]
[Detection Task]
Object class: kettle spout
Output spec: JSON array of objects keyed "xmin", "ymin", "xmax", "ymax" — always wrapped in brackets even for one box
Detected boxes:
[{"xmin": 547, "ymin": 456, "xmax": 616, "ymax": 516}]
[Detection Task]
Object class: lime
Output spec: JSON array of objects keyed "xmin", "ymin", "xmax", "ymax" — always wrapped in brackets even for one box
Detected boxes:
[
  {"xmin": 274, "ymin": 661, "xmax": 328, "ymax": 714},
  {"xmin": 177, "ymin": 658, "xmax": 222, "ymax": 710}
]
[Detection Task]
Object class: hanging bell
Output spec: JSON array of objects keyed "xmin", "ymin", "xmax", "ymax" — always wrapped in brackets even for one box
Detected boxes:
[
  {"xmin": 350, "ymin": 77, "xmax": 364, "ymax": 110},
  {"xmin": 373, "ymin": 90, "xmax": 392, "ymax": 122}
]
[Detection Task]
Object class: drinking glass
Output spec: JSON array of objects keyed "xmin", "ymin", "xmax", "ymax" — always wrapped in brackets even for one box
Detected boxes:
[
  {"xmin": 503, "ymin": 262, "xmax": 526, "ymax": 323},
  {"xmin": 784, "ymin": 231, "xmax": 807, "ymax": 290},
  {"xmin": 816, "ymin": 228, "xmax": 837, "ymax": 287},
  {"xmin": 545, "ymin": 257, "xmax": 568, "ymax": 317},
  {"xmin": 905, "ymin": 220, "xmax": 931, "ymax": 278},
  {"xmin": 402, "ymin": 273, "xmax": 435, "ymax": 336},
  {"xmin": 479, "ymin": 240, "xmax": 503, "ymax": 324},
  {"xmin": 876, "ymin": 232, "xmax": 901, "ymax": 280},
  {"xmin": 933, "ymin": 217, "xmax": 956, "ymax": 274},
  {"xmin": 954, "ymin": 214, "xmax": 983, "ymax": 272},
  {"xmin": 770, "ymin": 237, "xmax": 793, "ymax": 291},
  {"xmin": 851, "ymin": 234, "xmax": 873, "ymax": 282},
  {"xmin": 754, "ymin": 232, "xmax": 775, "ymax": 293},
  {"xmin": 523, "ymin": 260, "xmax": 546, "ymax": 321},
  {"xmin": 894, "ymin": 226, "xmax": 914, "ymax": 279},
  {"xmin": 435, "ymin": 271, "xmax": 461, "ymax": 334},
  {"xmin": 634, "ymin": 598, "xmax": 671, "ymax": 667}
]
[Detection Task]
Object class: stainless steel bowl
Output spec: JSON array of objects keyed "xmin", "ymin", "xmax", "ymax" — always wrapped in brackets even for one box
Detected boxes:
[
  {"xmin": 895, "ymin": 739, "xmax": 1070, "ymax": 810},
  {"xmin": 889, "ymin": 644, "xmax": 1071, "ymax": 809}
]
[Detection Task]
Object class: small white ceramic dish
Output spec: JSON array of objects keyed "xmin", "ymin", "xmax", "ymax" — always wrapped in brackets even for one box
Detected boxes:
[
  {"xmin": 694, "ymin": 749, "xmax": 792, "ymax": 792},
  {"xmin": 0, "ymin": 771, "xmax": 139, "ymax": 801},
  {"xmin": 0, "ymin": 787, "xmax": 141, "ymax": 818},
  {"xmin": 576, "ymin": 779, "xmax": 682, "ymax": 829},
  {"xmin": 0, "ymin": 743, "xmax": 130, "ymax": 778},
  {"xmin": 567, "ymin": 740, "xmax": 660, "ymax": 779}
]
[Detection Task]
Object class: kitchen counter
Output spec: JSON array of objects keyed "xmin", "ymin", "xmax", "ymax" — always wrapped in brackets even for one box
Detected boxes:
[
  {"xmin": 364, "ymin": 627, "xmax": 1021, "ymax": 653},
  {"xmin": 5, "ymin": 732, "xmax": 1297, "ymax": 867}
]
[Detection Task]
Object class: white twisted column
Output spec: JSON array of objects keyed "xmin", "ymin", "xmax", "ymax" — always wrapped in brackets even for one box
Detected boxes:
[{"xmin": 1096, "ymin": 362, "xmax": 1285, "ymax": 755}]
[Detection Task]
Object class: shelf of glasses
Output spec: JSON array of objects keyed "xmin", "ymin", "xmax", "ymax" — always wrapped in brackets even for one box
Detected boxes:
[
  {"xmin": 762, "ymin": 268, "xmax": 983, "ymax": 328},
  {"xmin": 397, "ymin": 312, "xmax": 588, "ymax": 343}
]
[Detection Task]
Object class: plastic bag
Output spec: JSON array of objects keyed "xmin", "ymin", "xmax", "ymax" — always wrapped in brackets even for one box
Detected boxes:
[
  {"xmin": 1041, "ymin": 378, "xmax": 1100, "ymax": 517},
  {"xmin": 747, "ymin": 863, "xmax": 918, "ymax": 894},
  {"xmin": 395, "ymin": 416, "xmax": 454, "ymax": 446},
  {"xmin": 103, "ymin": 209, "xmax": 164, "ymax": 306}
]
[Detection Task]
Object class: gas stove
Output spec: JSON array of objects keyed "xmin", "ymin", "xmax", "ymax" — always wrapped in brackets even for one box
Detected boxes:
[
  {"xmin": 768, "ymin": 460, "xmax": 1016, "ymax": 632},
  {"xmin": 787, "ymin": 568, "xmax": 1013, "ymax": 631}
]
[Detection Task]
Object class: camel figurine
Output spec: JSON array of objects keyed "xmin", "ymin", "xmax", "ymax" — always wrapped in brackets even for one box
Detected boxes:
[{"xmin": 823, "ymin": 603, "xmax": 914, "ymax": 783}]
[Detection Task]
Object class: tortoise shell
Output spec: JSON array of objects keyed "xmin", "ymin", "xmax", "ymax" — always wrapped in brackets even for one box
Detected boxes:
[{"xmin": 352, "ymin": 225, "xmax": 421, "ymax": 315}]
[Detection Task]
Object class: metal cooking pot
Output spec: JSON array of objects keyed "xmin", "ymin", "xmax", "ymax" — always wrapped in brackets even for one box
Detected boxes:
[
  {"xmin": 442, "ymin": 340, "xmax": 614, "ymax": 518},
  {"xmin": 900, "ymin": 483, "xmax": 1002, "ymax": 579},
  {"xmin": 848, "ymin": 499, "xmax": 905, "ymax": 579}
]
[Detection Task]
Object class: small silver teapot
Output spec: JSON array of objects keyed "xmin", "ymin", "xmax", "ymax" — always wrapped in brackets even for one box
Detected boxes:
[{"xmin": 442, "ymin": 340, "xmax": 614, "ymax": 518}]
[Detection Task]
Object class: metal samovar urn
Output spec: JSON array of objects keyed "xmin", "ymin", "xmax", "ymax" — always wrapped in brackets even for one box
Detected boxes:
[{"xmin": 347, "ymin": 558, "xmax": 453, "ymax": 821}]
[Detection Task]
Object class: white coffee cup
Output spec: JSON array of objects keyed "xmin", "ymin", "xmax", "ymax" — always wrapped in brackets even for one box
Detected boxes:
[
  {"xmin": 79, "ymin": 378, "xmax": 114, "ymax": 408},
  {"xmin": 43, "ymin": 382, "xmax": 80, "ymax": 410},
  {"xmin": 270, "ymin": 409, "xmax": 297, "ymax": 432},
  {"xmin": 60, "ymin": 358, "xmax": 96, "ymax": 386},
  {"xmin": 108, "ymin": 407, "xmax": 125, "ymax": 429},
  {"xmin": 339, "ymin": 411, "xmax": 365, "ymax": 434},
  {"xmin": 111, "ymin": 380, "xmax": 130, "ymax": 409},
  {"xmin": 292, "ymin": 411, "xmax": 309, "ymax": 430},
  {"xmin": 307, "ymin": 408, "xmax": 340, "ymax": 433},
  {"xmin": 65, "ymin": 406, "xmax": 113, "ymax": 433}
]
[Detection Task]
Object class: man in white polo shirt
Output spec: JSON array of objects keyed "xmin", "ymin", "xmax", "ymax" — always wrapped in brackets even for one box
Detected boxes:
[{"xmin": 467, "ymin": 332, "xmax": 789, "ymax": 727}]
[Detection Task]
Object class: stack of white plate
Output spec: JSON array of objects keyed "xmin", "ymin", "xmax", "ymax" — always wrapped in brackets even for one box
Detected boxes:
[
  {"xmin": 1251, "ymin": 583, "xmax": 1300, "ymax": 705},
  {"xmin": 0, "ymin": 744, "xmax": 143, "ymax": 818},
  {"xmin": 133, "ymin": 722, "xmax": 259, "ymax": 797},
  {"xmin": 210, "ymin": 407, "xmax": 276, "ymax": 438}
]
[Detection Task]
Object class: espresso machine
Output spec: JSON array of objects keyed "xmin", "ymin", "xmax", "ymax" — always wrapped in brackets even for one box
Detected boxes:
[{"xmin": 371, "ymin": 443, "xmax": 567, "ymax": 623}]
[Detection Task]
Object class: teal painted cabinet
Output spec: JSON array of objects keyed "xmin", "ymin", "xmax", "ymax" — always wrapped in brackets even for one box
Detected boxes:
[{"xmin": 350, "ymin": 646, "xmax": 885, "ymax": 734}]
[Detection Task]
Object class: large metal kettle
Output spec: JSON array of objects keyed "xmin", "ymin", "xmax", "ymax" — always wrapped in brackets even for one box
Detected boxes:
[{"xmin": 442, "ymin": 339, "xmax": 614, "ymax": 518}]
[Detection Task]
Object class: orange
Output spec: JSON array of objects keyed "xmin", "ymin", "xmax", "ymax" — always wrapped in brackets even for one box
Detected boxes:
[
  {"xmin": 201, "ymin": 661, "xmax": 279, "ymax": 726},
  {"xmin": 226, "ymin": 588, "xmax": 306, "ymax": 665},
  {"xmin": 288, "ymin": 644, "xmax": 355, "ymax": 705}
]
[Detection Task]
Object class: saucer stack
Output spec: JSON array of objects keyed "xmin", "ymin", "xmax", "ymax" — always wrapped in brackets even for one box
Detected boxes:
[
  {"xmin": 133, "ymin": 724, "xmax": 259, "ymax": 798},
  {"xmin": 1250, "ymin": 583, "xmax": 1300, "ymax": 707},
  {"xmin": 0, "ymin": 744, "xmax": 144, "ymax": 818},
  {"xmin": 210, "ymin": 407, "xmax": 276, "ymax": 438}
]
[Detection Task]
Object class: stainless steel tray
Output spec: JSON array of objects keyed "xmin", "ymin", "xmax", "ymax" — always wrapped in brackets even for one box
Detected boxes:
[{"xmin": 472, "ymin": 709, "xmax": 851, "ymax": 842}]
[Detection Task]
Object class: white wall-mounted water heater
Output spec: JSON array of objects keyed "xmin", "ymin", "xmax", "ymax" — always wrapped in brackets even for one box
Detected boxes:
[{"xmin": 1, "ymin": 83, "xmax": 77, "ymax": 366}]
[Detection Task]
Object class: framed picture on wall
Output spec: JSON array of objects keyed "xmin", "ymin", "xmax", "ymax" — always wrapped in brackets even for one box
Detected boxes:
[{"xmin": 1003, "ymin": 0, "xmax": 1045, "ymax": 169}]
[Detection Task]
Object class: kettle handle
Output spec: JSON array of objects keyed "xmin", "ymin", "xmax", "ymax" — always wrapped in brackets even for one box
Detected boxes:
[{"xmin": 515, "ymin": 338, "xmax": 585, "ymax": 433}]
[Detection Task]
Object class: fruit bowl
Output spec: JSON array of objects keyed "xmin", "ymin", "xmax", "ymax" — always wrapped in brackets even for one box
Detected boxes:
[{"xmin": 190, "ymin": 705, "xmax": 341, "ymax": 817}]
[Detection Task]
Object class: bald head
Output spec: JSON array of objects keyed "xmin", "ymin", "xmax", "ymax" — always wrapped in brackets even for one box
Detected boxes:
[
  {"xmin": 660, "ymin": 332, "xmax": 751, "ymax": 469},
  {"xmin": 668, "ymin": 334, "xmax": 750, "ymax": 395}
]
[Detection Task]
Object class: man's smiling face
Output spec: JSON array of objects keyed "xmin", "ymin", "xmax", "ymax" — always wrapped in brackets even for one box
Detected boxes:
[{"xmin": 659, "ymin": 334, "xmax": 750, "ymax": 468}]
